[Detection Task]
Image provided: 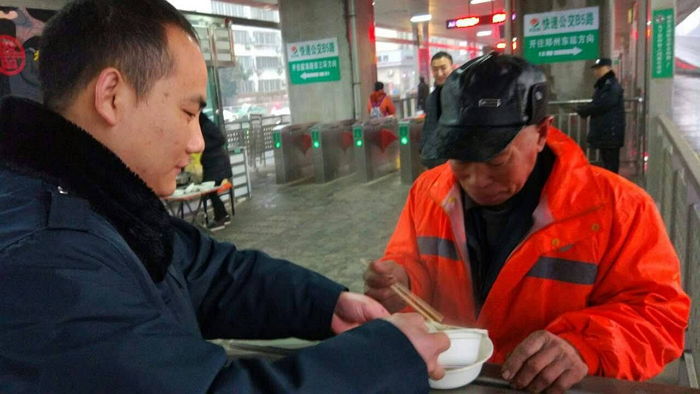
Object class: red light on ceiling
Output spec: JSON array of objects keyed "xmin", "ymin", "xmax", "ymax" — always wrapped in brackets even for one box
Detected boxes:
[
  {"xmin": 491, "ymin": 12, "xmax": 507, "ymax": 24},
  {"xmin": 446, "ymin": 12, "xmax": 506, "ymax": 29}
]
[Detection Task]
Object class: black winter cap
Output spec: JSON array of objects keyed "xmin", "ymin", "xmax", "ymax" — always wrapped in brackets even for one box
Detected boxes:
[
  {"xmin": 591, "ymin": 58, "xmax": 612, "ymax": 68},
  {"xmin": 432, "ymin": 53, "xmax": 548, "ymax": 162}
]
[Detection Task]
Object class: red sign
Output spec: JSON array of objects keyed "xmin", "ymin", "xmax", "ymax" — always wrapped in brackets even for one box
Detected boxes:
[
  {"xmin": 0, "ymin": 35, "xmax": 25, "ymax": 76},
  {"xmin": 446, "ymin": 12, "xmax": 507, "ymax": 29}
]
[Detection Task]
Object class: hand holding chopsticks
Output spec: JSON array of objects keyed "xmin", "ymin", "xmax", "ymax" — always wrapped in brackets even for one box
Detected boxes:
[{"xmin": 361, "ymin": 259, "xmax": 444, "ymax": 324}]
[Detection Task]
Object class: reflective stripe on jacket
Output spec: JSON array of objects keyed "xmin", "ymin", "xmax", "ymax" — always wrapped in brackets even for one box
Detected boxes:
[{"xmin": 382, "ymin": 126, "xmax": 689, "ymax": 380}]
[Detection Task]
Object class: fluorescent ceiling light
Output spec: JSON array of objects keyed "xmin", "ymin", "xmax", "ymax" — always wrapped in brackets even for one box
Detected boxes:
[
  {"xmin": 410, "ymin": 14, "xmax": 432, "ymax": 23},
  {"xmin": 470, "ymin": 0, "xmax": 493, "ymax": 4},
  {"xmin": 476, "ymin": 30, "xmax": 492, "ymax": 37}
]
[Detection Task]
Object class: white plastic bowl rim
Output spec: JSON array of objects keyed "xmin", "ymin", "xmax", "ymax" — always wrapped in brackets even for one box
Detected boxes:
[{"xmin": 429, "ymin": 332, "xmax": 494, "ymax": 390}]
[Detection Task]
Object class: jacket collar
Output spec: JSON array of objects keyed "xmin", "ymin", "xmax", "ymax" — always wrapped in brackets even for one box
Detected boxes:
[
  {"xmin": 594, "ymin": 70, "xmax": 616, "ymax": 88},
  {"xmin": 429, "ymin": 126, "xmax": 605, "ymax": 224},
  {"xmin": 0, "ymin": 96, "xmax": 173, "ymax": 282}
]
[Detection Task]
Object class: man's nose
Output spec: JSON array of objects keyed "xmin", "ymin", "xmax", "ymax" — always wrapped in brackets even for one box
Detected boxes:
[
  {"xmin": 464, "ymin": 167, "xmax": 494, "ymax": 188},
  {"xmin": 188, "ymin": 123, "xmax": 205, "ymax": 153}
]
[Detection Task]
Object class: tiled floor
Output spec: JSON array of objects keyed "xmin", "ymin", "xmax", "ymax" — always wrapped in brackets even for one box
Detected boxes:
[{"xmin": 213, "ymin": 169, "xmax": 410, "ymax": 294}]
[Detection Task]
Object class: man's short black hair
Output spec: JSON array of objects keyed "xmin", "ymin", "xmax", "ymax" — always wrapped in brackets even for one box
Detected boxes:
[
  {"xmin": 39, "ymin": 0, "xmax": 198, "ymax": 112},
  {"xmin": 374, "ymin": 81, "xmax": 384, "ymax": 91},
  {"xmin": 431, "ymin": 51, "xmax": 453, "ymax": 64}
]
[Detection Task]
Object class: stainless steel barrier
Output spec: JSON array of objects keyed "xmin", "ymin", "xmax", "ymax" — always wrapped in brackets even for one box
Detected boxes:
[
  {"xmin": 645, "ymin": 114, "xmax": 700, "ymax": 389},
  {"xmin": 549, "ymin": 98, "xmax": 645, "ymax": 182},
  {"xmin": 398, "ymin": 118, "xmax": 426, "ymax": 185},
  {"xmin": 223, "ymin": 114, "xmax": 291, "ymax": 172},
  {"xmin": 309, "ymin": 119, "xmax": 356, "ymax": 183},
  {"xmin": 391, "ymin": 93, "xmax": 418, "ymax": 120},
  {"xmin": 271, "ymin": 122, "xmax": 316, "ymax": 184},
  {"xmin": 353, "ymin": 117, "xmax": 400, "ymax": 182}
]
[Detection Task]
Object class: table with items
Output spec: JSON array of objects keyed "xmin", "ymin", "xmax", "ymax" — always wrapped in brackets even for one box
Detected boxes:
[{"xmin": 162, "ymin": 181, "xmax": 234, "ymax": 226}]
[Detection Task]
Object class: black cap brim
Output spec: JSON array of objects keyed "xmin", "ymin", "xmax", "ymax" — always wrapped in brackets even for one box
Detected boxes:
[{"xmin": 434, "ymin": 124, "xmax": 522, "ymax": 162}]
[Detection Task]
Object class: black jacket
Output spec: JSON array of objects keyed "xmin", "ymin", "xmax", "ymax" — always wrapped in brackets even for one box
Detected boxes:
[
  {"xmin": 417, "ymin": 81, "xmax": 429, "ymax": 111},
  {"xmin": 200, "ymin": 113, "xmax": 233, "ymax": 181},
  {"xmin": 0, "ymin": 97, "xmax": 429, "ymax": 393},
  {"xmin": 577, "ymin": 70, "xmax": 626, "ymax": 149},
  {"xmin": 419, "ymin": 86, "xmax": 447, "ymax": 168}
]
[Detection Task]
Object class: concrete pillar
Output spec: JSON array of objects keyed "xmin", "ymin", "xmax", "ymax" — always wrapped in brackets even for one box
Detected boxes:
[
  {"xmin": 279, "ymin": 0, "xmax": 376, "ymax": 123},
  {"xmin": 413, "ymin": 21, "xmax": 430, "ymax": 85},
  {"xmin": 504, "ymin": 0, "xmax": 513, "ymax": 55},
  {"xmin": 601, "ymin": 0, "xmax": 616, "ymax": 57}
]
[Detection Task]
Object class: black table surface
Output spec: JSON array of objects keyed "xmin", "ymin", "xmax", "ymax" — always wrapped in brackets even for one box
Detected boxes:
[
  {"xmin": 223, "ymin": 340, "xmax": 700, "ymax": 393},
  {"xmin": 440, "ymin": 363, "xmax": 700, "ymax": 393}
]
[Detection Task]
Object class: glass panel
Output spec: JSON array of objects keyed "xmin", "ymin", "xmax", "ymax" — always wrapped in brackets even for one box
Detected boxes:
[
  {"xmin": 219, "ymin": 24, "xmax": 288, "ymax": 122},
  {"xmin": 376, "ymin": 41, "xmax": 418, "ymax": 98},
  {"xmin": 210, "ymin": 1, "xmax": 279, "ymax": 23}
]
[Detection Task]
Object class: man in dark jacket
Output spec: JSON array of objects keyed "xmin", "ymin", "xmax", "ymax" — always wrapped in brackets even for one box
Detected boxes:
[
  {"xmin": 200, "ymin": 112, "xmax": 233, "ymax": 231},
  {"xmin": 0, "ymin": 1, "xmax": 449, "ymax": 392},
  {"xmin": 417, "ymin": 76, "xmax": 429, "ymax": 112},
  {"xmin": 576, "ymin": 58, "xmax": 626, "ymax": 173},
  {"xmin": 419, "ymin": 51, "xmax": 453, "ymax": 168}
]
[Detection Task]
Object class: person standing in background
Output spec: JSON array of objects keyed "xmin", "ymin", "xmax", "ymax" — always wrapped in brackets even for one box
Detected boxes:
[
  {"xmin": 367, "ymin": 81, "xmax": 396, "ymax": 118},
  {"xmin": 419, "ymin": 51, "xmax": 453, "ymax": 168},
  {"xmin": 576, "ymin": 57, "xmax": 626, "ymax": 173},
  {"xmin": 416, "ymin": 76, "xmax": 429, "ymax": 113},
  {"xmin": 199, "ymin": 112, "xmax": 232, "ymax": 231}
]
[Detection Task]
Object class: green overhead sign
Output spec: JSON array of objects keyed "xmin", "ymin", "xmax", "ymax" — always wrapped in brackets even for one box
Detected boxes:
[
  {"xmin": 524, "ymin": 7, "xmax": 599, "ymax": 64},
  {"xmin": 287, "ymin": 37, "xmax": 341, "ymax": 85},
  {"xmin": 651, "ymin": 8, "xmax": 674, "ymax": 79}
]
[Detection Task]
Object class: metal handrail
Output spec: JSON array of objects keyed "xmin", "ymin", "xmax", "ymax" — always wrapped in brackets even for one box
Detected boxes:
[
  {"xmin": 549, "ymin": 97, "xmax": 644, "ymax": 105},
  {"xmin": 657, "ymin": 115, "xmax": 700, "ymax": 193},
  {"xmin": 646, "ymin": 114, "xmax": 700, "ymax": 389}
]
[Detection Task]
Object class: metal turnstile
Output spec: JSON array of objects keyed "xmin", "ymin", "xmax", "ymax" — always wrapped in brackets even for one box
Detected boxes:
[
  {"xmin": 310, "ymin": 119, "xmax": 356, "ymax": 183},
  {"xmin": 272, "ymin": 123, "xmax": 315, "ymax": 184},
  {"xmin": 353, "ymin": 117, "xmax": 399, "ymax": 182},
  {"xmin": 398, "ymin": 118, "xmax": 426, "ymax": 184}
]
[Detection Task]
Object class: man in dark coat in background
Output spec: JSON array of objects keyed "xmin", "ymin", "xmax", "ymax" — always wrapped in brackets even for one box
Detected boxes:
[
  {"xmin": 419, "ymin": 51, "xmax": 453, "ymax": 168},
  {"xmin": 200, "ymin": 112, "xmax": 233, "ymax": 231},
  {"xmin": 576, "ymin": 58, "xmax": 626, "ymax": 173},
  {"xmin": 416, "ymin": 76, "xmax": 429, "ymax": 112},
  {"xmin": 0, "ymin": 0, "xmax": 450, "ymax": 392}
]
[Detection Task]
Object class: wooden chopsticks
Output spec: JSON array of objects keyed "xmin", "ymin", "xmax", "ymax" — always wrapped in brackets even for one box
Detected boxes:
[
  {"xmin": 390, "ymin": 281, "xmax": 444, "ymax": 323},
  {"xmin": 361, "ymin": 259, "xmax": 444, "ymax": 323}
]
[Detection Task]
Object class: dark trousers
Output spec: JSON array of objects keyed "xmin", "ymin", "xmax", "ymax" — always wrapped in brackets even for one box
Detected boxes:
[
  {"xmin": 599, "ymin": 148, "xmax": 620, "ymax": 174},
  {"xmin": 207, "ymin": 179, "xmax": 228, "ymax": 221}
]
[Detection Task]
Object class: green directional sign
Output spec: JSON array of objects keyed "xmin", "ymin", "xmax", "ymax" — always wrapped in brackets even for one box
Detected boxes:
[
  {"xmin": 651, "ymin": 8, "xmax": 674, "ymax": 79},
  {"xmin": 287, "ymin": 37, "xmax": 341, "ymax": 85},
  {"xmin": 524, "ymin": 7, "xmax": 599, "ymax": 64}
]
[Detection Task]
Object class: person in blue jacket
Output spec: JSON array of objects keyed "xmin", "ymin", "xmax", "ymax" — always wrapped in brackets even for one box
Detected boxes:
[{"xmin": 0, "ymin": 0, "xmax": 449, "ymax": 392}]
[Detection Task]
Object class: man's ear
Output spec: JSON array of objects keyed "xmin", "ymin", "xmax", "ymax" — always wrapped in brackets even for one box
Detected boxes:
[
  {"xmin": 93, "ymin": 67, "xmax": 127, "ymax": 127},
  {"xmin": 535, "ymin": 116, "xmax": 552, "ymax": 152}
]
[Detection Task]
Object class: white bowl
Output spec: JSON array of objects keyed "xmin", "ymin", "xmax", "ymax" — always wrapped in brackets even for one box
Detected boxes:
[
  {"xmin": 429, "ymin": 331, "xmax": 494, "ymax": 390},
  {"xmin": 200, "ymin": 181, "xmax": 216, "ymax": 189},
  {"xmin": 437, "ymin": 329, "xmax": 483, "ymax": 368}
]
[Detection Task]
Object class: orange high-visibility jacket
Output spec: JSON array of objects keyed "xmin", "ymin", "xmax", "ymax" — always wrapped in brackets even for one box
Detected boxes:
[{"xmin": 382, "ymin": 127, "xmax": 689, "ymax": 380}]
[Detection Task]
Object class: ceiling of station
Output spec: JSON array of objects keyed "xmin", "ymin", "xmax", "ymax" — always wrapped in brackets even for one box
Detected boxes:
[
  {"xmin": 373, "ymin": 0, "xmax": 506, "ymax": 47},
  {"xmin": 219, "ymin": 0, "xmax": 506, "ymax": 47}
]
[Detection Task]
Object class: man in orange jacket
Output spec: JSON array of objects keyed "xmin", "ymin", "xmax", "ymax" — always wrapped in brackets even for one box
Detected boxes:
[{"xmin": 364, "ymin": 53, "xmax": 689, "ymax": 393}]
